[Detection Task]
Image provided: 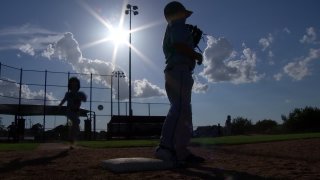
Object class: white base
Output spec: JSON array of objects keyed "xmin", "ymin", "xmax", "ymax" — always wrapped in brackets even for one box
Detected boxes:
[{"xmin": 102, "ymin": 157, "xmax": 175, "ymax": 173}]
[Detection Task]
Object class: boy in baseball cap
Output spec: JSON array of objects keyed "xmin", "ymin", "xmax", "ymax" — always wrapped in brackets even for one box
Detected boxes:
[{"xmin": 155, "ymin": 1, "xmax": 204, "ymax": 165}]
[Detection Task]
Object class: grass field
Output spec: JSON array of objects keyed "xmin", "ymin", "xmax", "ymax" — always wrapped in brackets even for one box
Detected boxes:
[
  {"xmin": 0, "ymin": 143, "xmax": 39, "ymax": 151},
  {"xmin": 0, "ymin": 132, "xmax": 319, "ymax": 151},
  {"xmin": 77, "ymin": 139, "xmax": 159, "ymax": 148},
  {"xmin": 191, "ymin": 132, "xmax": 320, "ymax": 146},
  {"xmin": 79, "ymin": 132, "xmax": 320, "ymax": 148}
]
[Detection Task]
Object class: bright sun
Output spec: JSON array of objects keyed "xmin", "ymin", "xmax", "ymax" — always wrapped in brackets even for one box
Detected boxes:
[
  {"xmin": 108, "ymin": 27, "xmax": 129, "ymax": 45},
  {"xmin": 79, "ymin": 0, "xmax": 162, "ymax": 66}
]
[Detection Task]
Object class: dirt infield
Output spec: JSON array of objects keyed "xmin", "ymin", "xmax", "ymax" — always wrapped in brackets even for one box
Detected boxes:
[{"xmin": 0, "ymin": 139, "xmax": 319, "ymax": 179}]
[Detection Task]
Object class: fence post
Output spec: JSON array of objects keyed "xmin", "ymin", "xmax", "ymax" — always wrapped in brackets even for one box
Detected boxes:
[
  {"xmin": 125, "ymin": 102, "xmax": 127, "ymax": 116},
  {"xmin": 90, "ymin": 73, "xmax": 92, "ymax": 118},
  {"xmin": 110, "ymin": 75, "xmax": 113, "ymax": 116},
  {"xmin": 148, "ymin": 103, "xmax": 151, "ymax": 116},
  {"xmin": 17, "ymin": 68, "xmax": 23, "ymax": 131},
  {"xmin": 90, "ymin": 73, "xmax": 93, "ymax": 138},
  {"xmin": 43, "ymin": 70, "xmax": 47, "ymax": 142},
  {"xmin": 67, "ymin": 72, "xmax": 70, "ymax": 125},
  {"xmin": 93, "ymin": 112, "xmax": 96, "ymax": 140},
  {"xmin": 18, "ymin": 68, "xmax": 23, "ymax": 109},
  {"xmin": 117, "ymin": 74, "xmax": 120, "ymax": 116}
]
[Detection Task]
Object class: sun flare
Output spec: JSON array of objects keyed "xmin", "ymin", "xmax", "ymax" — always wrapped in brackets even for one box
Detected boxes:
[
  {"xmin": 108, "ymin": 27, "xmax": 129, "ymax": 45},
  {"xmin": 79, "ymin": 0, "xmax": 163, "ymax": 68}
]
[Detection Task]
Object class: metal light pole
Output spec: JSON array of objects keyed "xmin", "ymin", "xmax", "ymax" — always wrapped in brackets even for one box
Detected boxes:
[
  {"xmin": 112, "ymin": 71, "xmax": 125, "ymax": 116},
  {"xmin": 125, "ymin": 4, "xmax": 138, "ymax": 117}
]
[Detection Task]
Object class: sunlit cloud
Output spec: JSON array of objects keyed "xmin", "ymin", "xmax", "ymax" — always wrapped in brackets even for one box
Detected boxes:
[
  {"xmin": 300, "ymin": 27, "xmax": 318, "ymax": 44},
  {"xmin": 134, "ymin": 79, "xmax": 165, "ymax": 98},
  {"xmin": 0, "ymin": 23, "xmax": 56, "ymax": 36},
  {"xmin": 19, "ymin": 43, "xmax": 35, "ymax": 56},
  {"xmin": 200, "ymin": 36, "xmax": 264, "ymax": 84},
  {"xmin": 192, "ymin": 75, "xmax": 209, "ymax": 93},
  {"xmin": 273, "ymin": 73, "xmax": 283, "ymax": 81},
  {"xmin": 283, "ymin": 27, "xmax": 291, "ymax": 34},
  {"xmin": 0, "ymin": 24, "xmax": 62, "ymax": 54},
  {"xmin": 40, "ymin": 32, "xmax": 164, "ymax": 99},
  {"xmin": 283, "ymin": 48, "xmax": 320, "ymax": 80},
  {"xmin": 0, "ymin": 77, "xmax": 57, "ymax": 105},
  {"xmin": 259, "ymin": 33, "xmax": 274, "ymax": 51}
]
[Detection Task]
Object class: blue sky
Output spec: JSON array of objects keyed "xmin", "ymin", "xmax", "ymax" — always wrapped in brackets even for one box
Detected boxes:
[{"xmin": 0, "ymin": 0, "xmax": 320, "ymax": 130}]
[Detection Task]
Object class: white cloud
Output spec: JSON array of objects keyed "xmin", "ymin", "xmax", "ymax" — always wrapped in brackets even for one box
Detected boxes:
[
  {"xmin": 259, "ymin": 33, "xmax": 274, "ymax": 51},
  {"xmin": 41, "ymin": 44, "xmax": 55, "ymax": 59},
  {"xmin": 30, "ymin": 35, "xmax": 62, "ymax": 50},
  {"xmin": 134, "ymin": 79, "xmax": 166, "ymax": 98},
  {"xmin": 46, "ymin": 32, "xmax": 165, "ymax": 99},
  {"xmin": 268, "ymin": 50, "xmax": 274, "ymax": 58},
  {"xmin": 285, "ymin": 99, "xmax": 292, "ymax": 104},
  {"xmin": 54, "ymin": 32, "xmax": 83, "ymax": 65},
  {"xmin": 300, "ymin": 27, "xmax": 317, "ymax": 44},
  {"xmin": 0, "ymin": 78, "xmax": 56, "ymax": 104},
  {"xmin": 268, "ymin": 51, "xmax": 275, "ymax": 65},
  {"xmin": 192, "ymin": 75, "xmax": 209, "ymax": 93},
  {"xmin": 0, "ymin": 24, "xmax": 62, "ymax": 56},
  {"xmin": 283, "ymin": 48, "xmax": 320, "ymax": 80},
  {"xmin": 19, "ymin": 44, "xmax": 35, "ymax": 56},
  {"xmin": 284, "ymin": 61, "xmax": 309, "ymax": 81},
  {"xmin": 283, "ymin": 27, "xmax": 291, "ymax": 34},
  {"xmin": 0, "ymin": 25, "xmax": 172, "ymax": 99},
  {"xmin": 52, "ymin": 32, "xmax": 127, "ymax": 98},
  {"xmin": 200, "ymin": 36, "xmax": 263, "ymax": 84},
  {"xmin": 0, "ymin": 23, "xmax": 56, "ymax": 36},
  {"xmin": 273, "ymin": 73, "xmax": 283, "ymax": 81}
]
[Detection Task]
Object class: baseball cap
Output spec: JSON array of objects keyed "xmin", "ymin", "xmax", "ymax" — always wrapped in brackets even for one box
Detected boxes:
[{"xmin": 164, "ymin": 1, "xmax": 193, "ymax": 19}]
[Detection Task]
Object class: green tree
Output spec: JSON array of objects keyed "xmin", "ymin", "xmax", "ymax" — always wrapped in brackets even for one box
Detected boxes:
[
  {"xmin": 231, "ymin": 117, "xmax": 253, "ymax": 135},
  {"xmin": 282, "ymin": 106, "xmax": 320, "ymax": 132},
  {"xmin": 254, "ymin": 119, "xmax": 278, "ymax": 134}
]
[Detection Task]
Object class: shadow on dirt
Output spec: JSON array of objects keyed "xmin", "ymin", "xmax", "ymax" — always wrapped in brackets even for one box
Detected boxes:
[
  {"xmin": 172, "ymin": 164, "xmax": 272, "ymax": 180},
  {"xmin": 0, "ymin": 150, "xmax": 69, "ymax": 173}
]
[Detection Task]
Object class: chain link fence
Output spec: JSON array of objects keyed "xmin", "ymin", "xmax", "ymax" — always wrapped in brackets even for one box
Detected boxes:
[{"xmin": 0, "ymin": 62, "xmax": 170, "ymax": 140}]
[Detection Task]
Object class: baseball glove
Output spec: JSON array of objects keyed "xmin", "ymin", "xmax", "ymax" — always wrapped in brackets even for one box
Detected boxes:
[
  {"xmin": 186, "ymin": 24, "xmax": 203, "ymax": 50},
  {"xmin": 186, "ymin": 24, "xmax": 204, "ymax": 65}
]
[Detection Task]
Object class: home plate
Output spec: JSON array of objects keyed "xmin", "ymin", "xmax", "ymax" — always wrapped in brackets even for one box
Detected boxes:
[{"xmin": 102, "ymin": 157, "xmax": 175, "ymax": 173}]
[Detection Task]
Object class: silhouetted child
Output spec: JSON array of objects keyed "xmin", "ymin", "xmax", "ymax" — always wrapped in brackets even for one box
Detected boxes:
[
  {"xmin": 155, "ymin": 1, "xmax": 204, "ymax": 164},
  {"xmin": 59, "ymin": 77, "xmax": 86, "ymax": 149}
]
